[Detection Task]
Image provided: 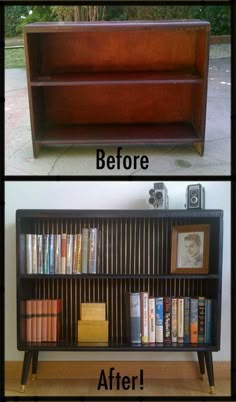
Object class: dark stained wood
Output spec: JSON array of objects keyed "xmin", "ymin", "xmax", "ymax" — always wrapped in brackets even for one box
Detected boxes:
[{"xmin": 24, "ymin": 21, "xmax": 210, "ymax": 157}]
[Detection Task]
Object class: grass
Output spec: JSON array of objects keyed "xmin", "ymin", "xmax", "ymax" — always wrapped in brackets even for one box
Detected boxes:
[{"xmin": 5, "ymin": 47, "xmax": 25, "ymax": 68}]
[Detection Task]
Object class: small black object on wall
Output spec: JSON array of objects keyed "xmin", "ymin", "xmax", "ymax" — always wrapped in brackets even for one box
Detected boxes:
[{"xmin": 186, "ymin": 184, "xmax": 205, "ymax": 209}]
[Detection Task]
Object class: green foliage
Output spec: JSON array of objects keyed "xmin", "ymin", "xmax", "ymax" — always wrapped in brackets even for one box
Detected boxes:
[
  {"xmin": 5, "ymin": 6, "xmax": 30, "ymax": 37},
  {"xmin": 17, "ymin": 6, "xmax": 56, "ymax": 33},
  {"xmin": 192, "ymin": 6, "xmax": 230, "ymax": 35}
]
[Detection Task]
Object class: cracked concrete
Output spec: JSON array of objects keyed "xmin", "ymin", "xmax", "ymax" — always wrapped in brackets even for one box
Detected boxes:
[{"xmin": 5, "ymin": 56, "xmax": 231, "ymax": 176}]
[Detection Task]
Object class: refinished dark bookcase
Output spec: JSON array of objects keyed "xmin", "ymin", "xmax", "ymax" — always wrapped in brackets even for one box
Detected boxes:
[
  {"xmin": 16, "ymin": 209, "xmax": 222, "ymax": 394},
  {"xmin": 23, "ymin": 21, "xmax": 210, "ymax": 158}
]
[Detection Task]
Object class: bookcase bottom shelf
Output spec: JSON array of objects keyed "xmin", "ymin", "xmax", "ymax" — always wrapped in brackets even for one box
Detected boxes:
[{"xmin": 33, "ymin": 122, "xmax": 204, "ymax": 157}]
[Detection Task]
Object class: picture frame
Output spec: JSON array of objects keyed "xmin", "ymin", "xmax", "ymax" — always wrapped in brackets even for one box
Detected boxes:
[{"xmin": 170, "ymin": 224, "xmax": 210, "ymax": 274}]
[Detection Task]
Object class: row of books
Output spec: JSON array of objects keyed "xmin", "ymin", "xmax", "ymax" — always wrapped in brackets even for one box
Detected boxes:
[
  {"xmin": 128, "ymin": 293, "xmax": 213, "ymax": 345},
  {"xmin": 24, "ymin": 229, "xmax": 100, "ymax": 275},
  {"xmin": 21, "ymin": 299, "xmax": 61, "ymax": 343}
]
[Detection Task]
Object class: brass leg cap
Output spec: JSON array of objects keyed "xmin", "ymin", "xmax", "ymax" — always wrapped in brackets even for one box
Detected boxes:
[
  {"xmin": 19, "ymin": 385, "xmax": 25, "ymax": 393},
  {"xmin": 209, "ymin": 386, "xmax": 215, "ymax": 394},
  {"xmin": 32, "ymin": 374, "xmax": 37, "ymax": 381},
  {"xmin": 200, "ymin": 374, "xmax": 205, "ymax": 380}
]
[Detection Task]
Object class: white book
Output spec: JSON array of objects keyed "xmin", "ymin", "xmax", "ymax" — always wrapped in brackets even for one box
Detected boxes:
[
  {"xmin": 178, "ymin": 298, "xmax": 184, "ymax": 343},
  {"xmin": 171, "ymin": 298, "xmax": 178, "ymax": 343},
  {"xmin": 148, "ymin": 298, "xmax": 155, "ymax": 343},
  {"xmin": 141, "ymin": 292, "xmax": 149, "ymax": 344},
  {"xmin": 66, "ymin": 234, "xmax": 73, "ymax": 274},
  {"xmin": 81, "ymin": 228, "xmax": 89, "ymax": 274},
  {"xmin": 55, "ymin": 234, "xmax": 61, "ymax": 274},
  {"xmin": 37, "ymin": 234, "xmax": 43, "ymax": 274},
  {"xmin": 31, "ymin": 234, "xmax": 37, "ymax": 274},
  {"xmin": 26, "ymin": 234, "xmax": 32, "ymax": 274},
  {"xmin": 88, "ymin": 228, "xmax": 97, "ymax": 274}
]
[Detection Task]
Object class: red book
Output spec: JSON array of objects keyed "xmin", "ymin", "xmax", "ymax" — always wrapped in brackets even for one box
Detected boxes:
[
  {"xmin": 47, "ymin": 300, "xmax": 52, "ymax": 342},
  {"xmin": 51, "ymin": 299, "xmax": 62, "ymax": 342},
  {"xmin": 41, "ymin": 299, "xmax": 48, "ymax": 342},
  {"xmin": 36, "ymin": 300, "xmax": 42, "ymax": 342},
  {"xmin": 31, "ymin": 300, "xmax": 37, "ymax": 342},
  {"xmin": 26, "ymin": 300, "xmax": 32, "ymax": 342}
]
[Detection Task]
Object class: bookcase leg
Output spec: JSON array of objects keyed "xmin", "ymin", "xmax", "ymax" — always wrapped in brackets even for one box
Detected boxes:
[
  {"xmin": 204, "ymin": 351, "xmax": 215, "ymax": 394},
  {"xmin": 33, "ymin": 142, "xmax": 40, "ymax": 158},
  {"xmin": 32, "ymin": 351, "xmax": 39, "ymax": 380},
  {"xmin": 20, "ymin": 351, "xmax": 32, "ymax": 392},
  {"xmin": 197, "ymin": 351, "xmax": 205, "ymax": 380},
  {"xmin": 193, "ymin": 141, "xmax": 204, "ymax": 156}
]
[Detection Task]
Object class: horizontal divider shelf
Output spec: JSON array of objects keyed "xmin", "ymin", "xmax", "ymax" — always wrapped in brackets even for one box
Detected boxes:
[
  {"xmin": 36, "ymin": 123, "xmax": 200, "ymax": 145},
  {"xmin": 19, "ymin": 274, "xmax": 219, "ymax": 279},
  {"xmin": 30, "ymin": 71, "xmax": 203, "ymax": 86}
]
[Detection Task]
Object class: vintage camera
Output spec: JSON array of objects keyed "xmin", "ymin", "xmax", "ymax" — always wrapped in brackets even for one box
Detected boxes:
[
  {"xmin": 186, "ymin": 184, "xmax": 205, "ymax": 209},
  {"xmin": 148, "ymin": 183, "xmax": 169, "ymax": 209}
]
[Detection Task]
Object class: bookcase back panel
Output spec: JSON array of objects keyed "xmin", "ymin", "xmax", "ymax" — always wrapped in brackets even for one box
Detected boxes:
[
  {"xmin": 18, "ymin": 215, "xmax": 221, "ymax": 276},
  {"xmin": 37, "ymin": 30, "xmax": 200, "ymax": 75},
  {"xmin": 42, "ymin": 84, "xmax": 193, "ymax": 125}
]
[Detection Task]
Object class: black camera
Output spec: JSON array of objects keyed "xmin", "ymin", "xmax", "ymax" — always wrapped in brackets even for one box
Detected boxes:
[
  {"xmin": 148, "ymin": 183, "xmax": 169, "ymax": 209},
  {"xmin": 186, "ymin": 184, "xmax": 205, "ymax": 209}
]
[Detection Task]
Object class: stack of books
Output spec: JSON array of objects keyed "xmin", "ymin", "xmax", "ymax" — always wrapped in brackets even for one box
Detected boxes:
[{"xmin": 127, "ymin": 293, "xmax": 212, "ymax": 345}]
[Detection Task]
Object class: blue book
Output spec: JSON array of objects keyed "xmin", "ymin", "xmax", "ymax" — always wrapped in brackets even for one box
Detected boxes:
[
  {"xmin": 184, "ymin": 297, "xmax": 190, "ymax": 343},
  {"xmin": 49, "ymin": 234, "xmax": 55, "ymax": 274},
  {"xmin": 205, "ymin": 299, "xmax": 212, "ymax": 344},
  {"xmin": 43, "ymin": 234, "xmax": 49, "ymax": 274},
  {"xmin": 155, "ymin": 297, "xmax": 163, "ymax": 343},
  {"xmin": 130, "ymin": 293, "xmax": 141, "ymax": 344}
]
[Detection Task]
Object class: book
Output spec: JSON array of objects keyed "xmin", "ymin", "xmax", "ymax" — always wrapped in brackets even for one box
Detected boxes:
[
  {"xmin": 88, "ymin": 228, "xmax": 97, "ymax": 274},
  {"xmin": 129, "ymin": 292, "xmax": 141, "ymax": 344},
  {"xmin": 140, "ymin": 291, "xmax": 149, "ymax": 344},
  {"xmin": 54, "ymin": 234, "xmax": 61, "ymax": 274},
  {"xmin": 26, "ymin": 234, "xmax": 32, "ymax": 274},
  {"xmin": 61, "ymin": 233, "xmax": 67, "ymax": 274},
  {"xmin": 77, "ymin": 234, "xmax": 82, "ymax": 273},
  {"xmin": 36, "ymin": 300, "xmax": 42, "ymax": 342},
  {"xmin": 82, "ymin": 228, "xmax": 89, "ymax": 274},
  {"xmin": 66, "ymin": 234, "xmax": 73, "ymax": 274},
  {"xmin": 148, "ymin": 297, "xmax": 155, "ymax": 343},
  {"xmin": 155, "ymin": 297, "xmax": 163, "ymax": 343},
  {"xmin": 49, "ymin": 234, "xmax": 55, "ymax": 274},
  {"xmin": 43, "ymin": 234, "xmax": 49, "ymax": 274},
  {"xmin": 190, "ymin": 298, "xmax": 198, "ymax": 343},
  {"xmin": 164, "ymin": 297, "xmax": 171, "ymax": 343},
  {"xmin": 72, "ymin": 234, "xmax": 78, "ymax": 274},
  {"xmin": 177, "ymin": 298, "xmax": 184, "ymax": 343},
  {"xmin": 47, "ymin": 300, "xmax": 52, "ymax": 342},
  {"xmin": 184, "ymin": 297, "xmax": 190, "ymax": 343},
  {"xmin": 198, "ymin": 297, "xmax": 205, "ymax": 343},
  {"xmin": 41, "ymin": 299, "xmax": 48, "ymax": 342},
  {"xmin": 26, "ymin": 300, "xmax": 32, "ymax": 342},
  {"xmin": 171, "ymin": 298, "xmax": 177, "ymax": 343},
  {"xmin": 37, "ymin": 235, "xmax": 43, "ymax": 274},
  {"xmin": 31, "ymin": 299, "xmax": 37, "ymax": 342},
  {"xmin": 51, "ymin": 299, "xmax": 61, "ymax": 342},
  {"xmin": 205, "ymin": 299, "xmax": 212, "ymax": 344},
  {"xmin": 32, "ymin": 235, "xmax": 38, "ymax": 274}
]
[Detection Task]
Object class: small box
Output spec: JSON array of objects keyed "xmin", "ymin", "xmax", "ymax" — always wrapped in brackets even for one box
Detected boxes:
[
  {"xmin": 77, "ymin": 320, "xmax": 108, "ymax": 342},
  {"xmin": 80, "ymin": 303, "xmax": 106, "ymax": 321}
]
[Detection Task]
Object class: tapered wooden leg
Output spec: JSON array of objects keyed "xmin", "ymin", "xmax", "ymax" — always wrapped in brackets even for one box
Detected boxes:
[
  {"xmin": 32, "ymin": 351, "xmax": 39, "ymax": 380},
  {"xmin": 204, "ymin": 351, "xmax": 215, "ymax": 393},
  {"xmin": 33, "ymin": 142, "xmax": 40, "ymax": 158},
  {"xmin": 197, "ymin": 351, "xmax": 205, "ymax": 380},
  {"xmin": 20, "ymin": 351, "xmax": 32, "ymax": 392},
  {"xmin": 194, "ymin": 141, "xmax": 204, "ymax": 156}
]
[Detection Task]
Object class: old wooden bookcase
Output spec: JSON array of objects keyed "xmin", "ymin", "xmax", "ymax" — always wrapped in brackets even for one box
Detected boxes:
[
  {"xmin": 24, "ymin": 21, "xmax": 210, "ymax": 157},
  {"xmin": 16, "ymin": 209, "xmax": 222, "ymax": 394}
]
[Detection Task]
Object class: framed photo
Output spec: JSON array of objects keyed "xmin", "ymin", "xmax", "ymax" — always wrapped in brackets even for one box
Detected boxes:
[{"xmin": 171, "ymin": 224, "xmax": 210, "ymax": 274}]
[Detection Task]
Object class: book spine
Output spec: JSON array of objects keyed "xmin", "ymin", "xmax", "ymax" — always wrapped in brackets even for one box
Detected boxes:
[
  {"xmin": 41, "ymin": 299, "xmax": 48, "ymax": 342},
  {"xmin": 43, "ymin": 235, "xmax": 49, "ymax": 274},
  {"xmin": 54, "ymin": 234, "xmax": 61, "ymax": 274},
  {"xmin": 31, "ymin": 300, "xmax": 37, "ymax": 342},
  {"xmin": 184, "ymin": 297, "xmax": 190, "ymax": 343},
  {"xmin": 171, "ymin": 298, "xmax": 177, "ymax": 343},
  {"xmin": 77, "ymin": 234, "xmax": 82, "ymax": 274},
  {"xmin": 82, "ymin": 228, "xmax": 89, "ymax": 274},
  {"xmin": 32, "ymin": 235, "xmax": 37, "ymax": 274},
  {"xmin": 49, "ymin": 234, "xmax": 55, "ymax": 274},
  {"xmin": 164, "ymin": 297, "xmax": 171, "ymax": 343},
  {"xmin": 88, "ymin": 228, "xmax": 97, "ymax": 274},
  {"xmin": 51, "ymin": 300, "xmax": 58, "ymax": 342},
  {"xmin": 190, "ymin": 298, "xmax": 198, "ymax": 343},
  {"xmin": 140, "ymin": 292, "xmax": 148, "ymax": 344},
  {"xmin": 26, "ymin": 234, "xmax": 32, "ymax": 274},
  {"xmin": 130, "ymin": 292, "xmax": 141, "ymax": 344},
  {"xmin": 205, "ymin": 299, "xmax": 212, "ymax": 344},
  {"xmin": 198, "ymin": 297, "xmax": 205, "ymax": 343},
  {"xmin": 26, "ymin": 300, "xmax": 32, "ymax": 342},
  {"xmin": 66, "ymin": 234, "xmax": 73, "ymax": 274},
  {"xmin": 72, "ymin": 234, "xmax": 78, "ymax": 274},
  {"xmin": 37, "ymin": 235, "xmax": 43, "ymax": 274},
  {"xmin": 57, "ymin": 299, "xmax": 62, "ymax": 341},
  {"xmin": 47, "ymin": 300, "xmax": 52, "ymax": 342},
  {"xmin": 36, "ymin": 300, "xmax": 42, "ymax": 343},
  {"xmin": 148, "ymin": 297, "xmax": 155, "ymax": 343},
  {"xmin": 155, "ymin": 297, "xmax": 163, "ymax": 343},
  {"xmin": 61, "ymin": 234, "xmax": 67, "ymax": 274},
  {"xmin": 177, "ymin": 298, "xmax": 184, "ymax": 343}
]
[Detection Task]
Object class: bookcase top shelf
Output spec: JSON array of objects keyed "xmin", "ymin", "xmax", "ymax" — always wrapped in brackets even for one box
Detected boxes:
[{"xmin": 19, "ymin": 274, "xmax": 219, "ymax": 280}]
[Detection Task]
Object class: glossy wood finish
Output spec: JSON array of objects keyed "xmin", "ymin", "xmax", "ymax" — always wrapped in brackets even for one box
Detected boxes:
[{"xmin": 24, "ymin": 21, "xmax": 210, "ymax": 157}]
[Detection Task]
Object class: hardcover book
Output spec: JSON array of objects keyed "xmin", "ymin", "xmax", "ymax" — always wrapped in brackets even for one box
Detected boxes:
[
  {"xmin": 54, "ymin": 234, "xmax": 61, "ymax": 274},
  {"xmin": 32, "ymin": 235, "xmax": 37, "ymax": 274},
  {"xmin": 43, "ymin": 234, "xmax": 49, "ymax": 274},
  {"xmin": 155, "ymin": 297, "xmax": 163, "ymax": 343},
  {"xmin": 61, "ymin": 233, "xmax": 67, "ymax": 274},
  {"xmin": 205, "ymin": 299, "xmax": 212, "ymax": 344},
  {"xmin": 66, "ymin": 234, "xmax": 73, "ymax": 274},
  {"xmin": 190, "ymin": 298, "xmax": 198, "ymax": 343},
  {"xmin": 148, "ymin": 297, "xmax": 155, "ymax": 343},
  {"xmin": 198, "ymin": 297, "xmax": 205, "ymax": 343},
  {"xmin": 37, "ymin": 235, "xmax": 43, "ymax": 274},
  {"xmin": 164, "ymin": 297, "xmax": 171, "ymax": 343},
  {"xmin": 77, "ymin": 234, "xmax": 82, "ymax": 273},
  {"xmin": 49, "ymin": 234, "xmax": 55, "ymax": 275},
  {"xmin": 129, "ymin": 292, "xmax": 141, "ymax": 344},
  {"xmin": 140, "ymin": 291, "xmax": 149, "ymax": 344},
  {"xmin": 171, "ymin": 298, "xmax": 177, "ymax": 343},
  {"xmin": 82, "ymin": 228, "xmax": 89, "ymax": 274},
  {"xmin": 88, "ymin": 228, "xmax": 97, "ymax": 274},
  {"xmin": 184, "ymin": 297, "xmax": 190, "ymax": 343},
  {"xmin": 26, "ymin": 234, "xmax": 32, "ymax": 274},
  {"xmin": 177, "ymin": 298, "xmax": 184, "ymax": 343}
]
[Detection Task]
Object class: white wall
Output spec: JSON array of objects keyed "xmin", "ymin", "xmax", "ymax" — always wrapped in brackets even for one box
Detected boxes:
[{"xmin": 5, "ymin": 181, "xmax": 231, "ymax": 361}]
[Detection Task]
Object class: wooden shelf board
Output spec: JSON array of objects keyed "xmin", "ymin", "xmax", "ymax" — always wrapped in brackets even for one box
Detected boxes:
[
  {"xmin": 36, "ymin": 123, "xmax": 200, "ymax": 145},
  {"xmin": 31, "ymin": 71, "xmax": 203, "ymax": 86},
  {"xmin": 19, "ymin": 274, "xmax": 219, "ymax": 279}
]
